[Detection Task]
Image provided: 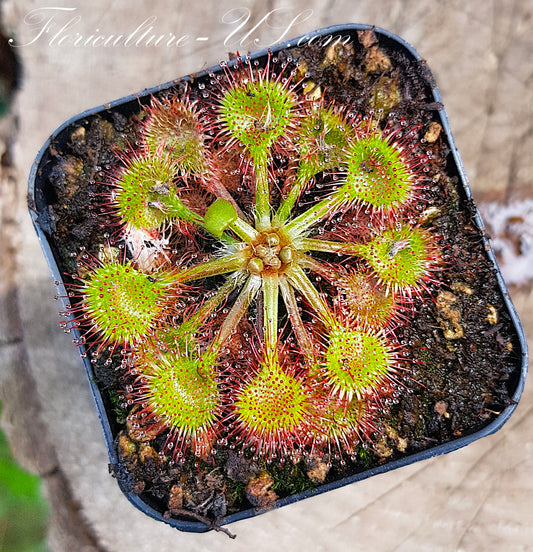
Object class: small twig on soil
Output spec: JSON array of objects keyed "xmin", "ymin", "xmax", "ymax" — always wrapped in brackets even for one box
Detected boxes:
[
  {"xmin": 482, "ymin": 408, "xmax": 502, "ymax": 416},
  {"xmin": 195, "ymin": 491, "xmax": 215, "ymax": 512},
  {"xmin": 164, "ymin": 509, "xmax": 237, "ymax": 539},
  {"xmin": 419, "ymin": 436, "xmax": 438, "ymax": 443}
]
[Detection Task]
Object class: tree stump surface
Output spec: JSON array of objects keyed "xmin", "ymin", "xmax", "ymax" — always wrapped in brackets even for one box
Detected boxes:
[{"xmin": 1, "ymin": 1, "xmax": 531, "ymax": 551}]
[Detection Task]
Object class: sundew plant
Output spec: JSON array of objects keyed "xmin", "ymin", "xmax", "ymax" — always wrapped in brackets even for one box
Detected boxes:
[{"xmin": 70, "ymin": 54, "xmax": 442, "ymax": 465}]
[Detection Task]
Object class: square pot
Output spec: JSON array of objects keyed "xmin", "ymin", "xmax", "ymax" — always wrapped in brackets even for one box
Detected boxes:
[{"xmin": 28, "ymin": 24, "xmax": 528, "ymax": 533}]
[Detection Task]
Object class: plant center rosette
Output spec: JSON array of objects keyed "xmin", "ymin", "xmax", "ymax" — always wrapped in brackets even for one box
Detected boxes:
[{"xmin": 71, "ymin": 55, "xmax": 443, "ymax": 468}]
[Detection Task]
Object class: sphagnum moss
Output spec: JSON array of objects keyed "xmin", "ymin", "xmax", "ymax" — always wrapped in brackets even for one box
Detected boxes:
[{"xmin": 70, "ymin": 54, "xmax": 443, "ymax": 468}]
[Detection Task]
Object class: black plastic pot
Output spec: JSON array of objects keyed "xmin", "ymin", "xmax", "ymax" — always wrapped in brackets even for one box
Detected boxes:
[{"xmin": 28, "ymin": 24, "xmax": 528, "ymax": 532}]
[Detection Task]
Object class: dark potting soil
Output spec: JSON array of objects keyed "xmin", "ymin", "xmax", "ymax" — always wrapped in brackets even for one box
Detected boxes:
[{"xmin": 34, "ymin": 28, "xmax": 520, "ymax": 525}]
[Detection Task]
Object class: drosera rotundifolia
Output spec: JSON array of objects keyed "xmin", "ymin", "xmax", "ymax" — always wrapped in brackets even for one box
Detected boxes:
[
  {"xmin": 39, "ymin": 32, "xmax": 520, "ymax": 529},
  {"xmin": 65, "ymin": 50, "xmax": 442, "ymax": 469}
]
